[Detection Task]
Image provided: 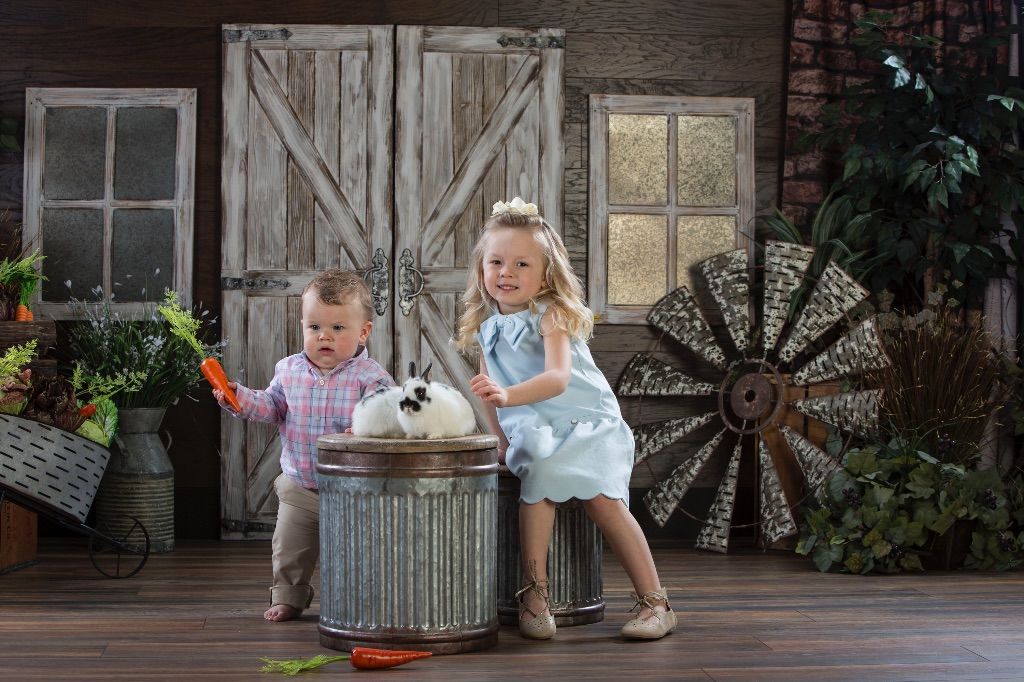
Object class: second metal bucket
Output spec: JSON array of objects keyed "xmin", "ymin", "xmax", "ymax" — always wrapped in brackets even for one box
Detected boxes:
[{"xmin": 497, "ymin": 466, "xmax": 605, "ymax": 626}]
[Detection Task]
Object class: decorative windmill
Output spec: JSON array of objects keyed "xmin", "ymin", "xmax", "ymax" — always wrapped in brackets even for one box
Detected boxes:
[{"xmin": 617, "ymin": 241, "xmax": 889, "ymax": 552}]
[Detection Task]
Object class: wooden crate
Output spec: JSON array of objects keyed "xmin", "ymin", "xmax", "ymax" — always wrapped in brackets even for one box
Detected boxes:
[
  {"xmin": 0, "ymin": 318, "xmax": 57, "ymax": 572},
  {"xmin": 0, "ymin": 499, "xmax": 37, "ymax": 573}
]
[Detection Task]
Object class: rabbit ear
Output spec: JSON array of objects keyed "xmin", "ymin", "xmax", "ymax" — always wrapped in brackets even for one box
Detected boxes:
[
  {"xmin": 421, "ymin": 363, "xmax": 433, "ymax": 382},
  {"xmin": 408, "ymin": 361, "xmax": 417, "ymax": 379}
]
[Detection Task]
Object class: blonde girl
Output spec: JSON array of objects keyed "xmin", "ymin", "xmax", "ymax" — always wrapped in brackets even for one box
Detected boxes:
[{"xmin": 457, "ymin": 198, "xmax": 677, "ymax": 641}]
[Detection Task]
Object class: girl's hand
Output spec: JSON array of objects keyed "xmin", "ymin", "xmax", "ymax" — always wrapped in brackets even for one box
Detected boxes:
[
  {"xmin": 470, "ymin": 373, "xmax": 508, "ymax": 408},
  {"xmin": 213, "ymin": 381, "xmax": 239, "ymax": 411}
]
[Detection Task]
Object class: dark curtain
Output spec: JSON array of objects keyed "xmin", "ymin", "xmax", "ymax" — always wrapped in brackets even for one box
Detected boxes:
[{"xmin": 781, "ymin": 0, "xmax": 1010, "ymax": 226}]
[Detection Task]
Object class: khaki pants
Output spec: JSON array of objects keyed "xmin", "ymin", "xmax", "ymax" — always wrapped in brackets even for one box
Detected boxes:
[{"xmin": 270, "ymin": 472, "xmax": 319, "ymax": 609}]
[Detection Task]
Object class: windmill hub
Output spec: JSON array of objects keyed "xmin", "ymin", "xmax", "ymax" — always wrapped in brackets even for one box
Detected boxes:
[
  {"xmin": 731, "ymin": 373, "xmax": 771, "ymax": 419},
  {"xmin": 717, "ymin": 360, "xmax": 785, "ymax": 435}
]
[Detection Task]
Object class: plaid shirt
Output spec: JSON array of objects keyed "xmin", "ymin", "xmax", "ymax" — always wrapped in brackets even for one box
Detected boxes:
[{"xmin": 231, "ymin": 347, "xmax": 394, "ymax": 489}]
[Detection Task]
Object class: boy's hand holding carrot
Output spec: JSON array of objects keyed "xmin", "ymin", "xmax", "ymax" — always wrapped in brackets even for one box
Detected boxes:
[{"xmin": 212, "ymin": 381, "xmax": 240, "ymax": 412}]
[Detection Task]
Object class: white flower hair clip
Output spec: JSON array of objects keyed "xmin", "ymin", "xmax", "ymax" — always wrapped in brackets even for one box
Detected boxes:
[{"xmin": 491, "ymin": 196, "xmax": 539, "ymax": 218}]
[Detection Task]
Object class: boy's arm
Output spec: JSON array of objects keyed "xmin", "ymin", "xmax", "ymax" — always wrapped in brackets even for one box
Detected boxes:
[{"xmin": 228, "ymin": 364, "xmax": 288, "ymax": 423}]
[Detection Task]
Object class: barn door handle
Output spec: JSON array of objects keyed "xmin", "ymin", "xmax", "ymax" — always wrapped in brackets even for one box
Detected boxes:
[
  {"xmin": 362, "ymin": 248, "xmax": 389, "ymax": 316},
  {"xmin": 398, "ymin": 248, "xmax": 424, "ymax": 316}
]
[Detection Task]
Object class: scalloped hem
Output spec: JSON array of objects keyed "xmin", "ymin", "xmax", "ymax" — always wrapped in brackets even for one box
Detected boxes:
[{"xmin": 519, "ymin": 490, "xmax": 628, "ymax": 505}]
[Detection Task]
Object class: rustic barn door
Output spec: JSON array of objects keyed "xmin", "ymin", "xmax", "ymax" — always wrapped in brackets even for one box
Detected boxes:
[
  {"xmin": 221, "ymin": 25, "xmax": 394, "ymax": 536},
  {"xmin": 221, "ymin": 24, "xmax": 563, "ymax": 536},
  {"xmin": 393, "ymin": 26, "xmax": 564, "ymax": 423}
]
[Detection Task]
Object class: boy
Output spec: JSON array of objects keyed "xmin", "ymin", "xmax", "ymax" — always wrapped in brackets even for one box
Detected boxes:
[{"xmin": 214, "ymin": 269, "xmax": 394, "ymax": 621}]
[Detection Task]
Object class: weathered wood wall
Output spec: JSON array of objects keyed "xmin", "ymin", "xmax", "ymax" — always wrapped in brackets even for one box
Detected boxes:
[{"xmin": 0, "ymin": 0, "xmax": 789, "ymax": 538}]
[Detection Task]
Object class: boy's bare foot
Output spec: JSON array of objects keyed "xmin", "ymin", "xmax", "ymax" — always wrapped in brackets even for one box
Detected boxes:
[{"xmin": 264, "ymin": 604, "xmax": 302, "ymax": 621}]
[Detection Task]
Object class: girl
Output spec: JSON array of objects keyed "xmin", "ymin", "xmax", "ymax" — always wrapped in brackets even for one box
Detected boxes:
[{"xmin": 457, "ymin": 197, "xmax": 677, "ymax": 641}]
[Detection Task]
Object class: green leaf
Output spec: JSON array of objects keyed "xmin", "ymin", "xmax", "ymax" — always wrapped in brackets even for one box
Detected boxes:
[
  {"xmin": 950, "ymin": 242, "xmax": 971, "ymax": 263},
  {"xmin": 843, "ymin": 156, "xmax": 862, "ymax": 181}
]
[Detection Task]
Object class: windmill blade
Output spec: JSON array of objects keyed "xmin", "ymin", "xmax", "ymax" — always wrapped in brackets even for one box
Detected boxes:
[
  {"xmin": 644, "ymin": 429, "xmax": 728, "ymax": 527},
  {"xmin": 648, "ymin": 287, "xmax": 728, "ymax": 370},
  {"xmin": 790, "ymin": 317, "xmax": 890, "ymax": 386},
  {"xmin": 790, "ymin": 389, "xmax": 881, "ymax": 440},
  {"xmin": 762, "ymin": 240, "xmax": 815, "ymax": 354},
  {"xmin": 757, "ymin": 436, "xmax": 798, "ymax": 543},
  {"xmin": 633, "ymin": 412, "xmax": 719, "ymax": 465},
  {"xmin": 777, "ymin": 262, "xmax": 870, "ymax": 365},
  {"xmin": 616, "ymin": 353, "xmax": 716, "ymax": 397},
  {"xmin": 778, "ymin": 424, "xmax": 841, "ymax": 503},
  {"xmin": 698, "ymin": 249, "xmax": 751, "ymax": 355},
  {"xmin": 694, "ymin": 440, "xmax": 742, "ymax": 554}
]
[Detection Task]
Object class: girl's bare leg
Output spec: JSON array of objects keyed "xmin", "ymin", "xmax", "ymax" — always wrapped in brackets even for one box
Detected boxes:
[
  {"xmin": 582, "ymin": 495, "xmax": 666, "ymax": 620},
  {"xmin": 519, "ymin": 499, "xmax": 556, "ymax": 618}
]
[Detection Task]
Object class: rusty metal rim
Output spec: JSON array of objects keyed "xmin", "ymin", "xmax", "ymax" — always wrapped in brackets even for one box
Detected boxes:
[
  {"xmin": 317, "ymin": 433, "xmax": 499, "ymax": 453},
  {"xmin": 316, "ymin": 462, "xmax": 499, "ymax": 478},
  {"xmin": 318, "ymin": 624, "xmax": 499, "ymax": 655}
]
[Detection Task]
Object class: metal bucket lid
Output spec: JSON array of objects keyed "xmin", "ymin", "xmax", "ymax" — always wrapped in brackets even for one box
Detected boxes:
[{"xmin": 317, "ymin": 433, "xmax": 500, "ymax": 478}]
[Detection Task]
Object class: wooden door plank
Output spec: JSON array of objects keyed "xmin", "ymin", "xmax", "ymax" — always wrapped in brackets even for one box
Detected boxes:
[
  {"xmin": 247, "ymin": 49, "xmax": 288, "ymax": 270},
  {"xmin": 286, "ymin": 49, "xmax": 315, "ymax": 270},
  {"xmin": 313, "ymin": 50, "xmax": 341, "ymax": 271},
  {"xmin": 337, "ymin": 49, "xmax": 368, "ymax": 268}
]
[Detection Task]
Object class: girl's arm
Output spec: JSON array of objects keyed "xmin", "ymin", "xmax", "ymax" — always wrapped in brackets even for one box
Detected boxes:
[
  {"xmin": 471, "ymin": 309, "xmax": 572, "ymax": 408},
  {"xmin": 477, "ymin": 355, "xmax": 510, "ymax": 459}
]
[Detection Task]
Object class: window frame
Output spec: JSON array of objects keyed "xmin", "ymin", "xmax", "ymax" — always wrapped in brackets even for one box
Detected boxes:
[
  {"xmin": 587, "ymin": 94, "xmax": 755, "ymax": 324},
  {"xmin": 22, "ymin": 87, "xmax": 196, "ymax": 320}
]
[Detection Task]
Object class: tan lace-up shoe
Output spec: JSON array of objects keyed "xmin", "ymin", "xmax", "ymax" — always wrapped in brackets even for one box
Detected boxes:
[
  {"xmin": 620, "ymin": 587, "xmax": 677, "ymax": 640},
  {"xmin": 516, "ymin": 565, "xmax": 556, "ymax": 640}
]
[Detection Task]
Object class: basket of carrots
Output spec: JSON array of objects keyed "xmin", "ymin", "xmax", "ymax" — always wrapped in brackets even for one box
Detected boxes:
[{"xmin": 0, "ymin": 249, "xmax": 44, "ymax": 322}]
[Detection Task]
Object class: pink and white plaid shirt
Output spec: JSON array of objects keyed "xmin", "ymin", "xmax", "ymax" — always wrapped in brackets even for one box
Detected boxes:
[{"xmin": 230, "ymin": 347, "xmax": 395, "ymax": 489}]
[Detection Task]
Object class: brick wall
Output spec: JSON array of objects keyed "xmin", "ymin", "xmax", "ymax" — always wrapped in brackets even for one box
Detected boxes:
[{"xmin": 781, "ymin": 0, "xmax": 1008, "ymax": 227}]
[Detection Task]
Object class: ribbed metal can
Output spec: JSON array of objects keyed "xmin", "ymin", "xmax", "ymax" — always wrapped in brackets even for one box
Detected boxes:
[
  {"xmin": 93, "ymin": 408, "xmax": 173, "ymax": 553},
  {"xmin": 497, "ymin": 467, "xmax": 604, "ymax": 626},
  {"xmin": 316, "ymin": 433, "xmax": 499, "ymax": 655}
]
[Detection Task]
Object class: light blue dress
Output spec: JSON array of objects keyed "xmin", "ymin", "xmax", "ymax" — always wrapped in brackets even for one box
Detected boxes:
[{"xmin": 477, "ymin": 305, "xmax": 635, "ymax": 504}]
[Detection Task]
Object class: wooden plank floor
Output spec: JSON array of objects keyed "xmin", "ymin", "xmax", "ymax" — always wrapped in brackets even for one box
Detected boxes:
[{"xmin": 1, "ymin": 539, "xmax": 1022, "ymax": 680}]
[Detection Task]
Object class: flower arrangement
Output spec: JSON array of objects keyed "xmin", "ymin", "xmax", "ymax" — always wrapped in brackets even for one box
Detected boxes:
[{"xmin": 62, "ymin": 287, "xmax": 222, "ymax": 409}]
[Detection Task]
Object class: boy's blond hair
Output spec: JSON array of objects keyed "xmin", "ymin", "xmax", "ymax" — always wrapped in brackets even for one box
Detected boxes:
[
  {"xmin": 455, "ymin": 212, "xmax": 593, "ymax": 353},
  {"xmin": 303, "ymin": 269, "xmax": 374, "ymax": 321}
]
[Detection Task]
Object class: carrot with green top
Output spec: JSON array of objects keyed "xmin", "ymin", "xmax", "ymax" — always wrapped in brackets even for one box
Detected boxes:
[
  {"xmin": 157, "ymin": 291, "xmax": 241, "ymax": 412},
  {"xmin": 259, "ymin": 648, "xmax": 432, "ymax": 674}
]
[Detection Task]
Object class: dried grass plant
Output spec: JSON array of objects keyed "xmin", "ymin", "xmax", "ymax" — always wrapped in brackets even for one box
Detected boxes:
[{"xmin": 869, "ymin": 312, "xmax": 999, "ymax": 466}]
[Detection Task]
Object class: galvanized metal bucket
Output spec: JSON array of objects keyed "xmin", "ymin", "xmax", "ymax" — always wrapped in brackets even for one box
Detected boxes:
[
  {"xmin": 93, "ymin": 408, "xmax": 174, "ymax": 553},
  {"xmin": 497, "ymin": 467, "xmax": 605, "ymax": 626},
  {"xmin": 316, "ymin": 433, "xmax": 500, "ymax": 655}
]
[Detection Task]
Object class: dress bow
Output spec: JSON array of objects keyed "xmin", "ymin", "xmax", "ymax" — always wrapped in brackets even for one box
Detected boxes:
[{"xmin": 478, "ymin": 313, "xmax": 530, "ymax": 354}]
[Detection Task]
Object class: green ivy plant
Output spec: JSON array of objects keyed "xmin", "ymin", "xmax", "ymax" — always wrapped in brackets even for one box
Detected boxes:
[
  {"xmin": 804, "ymin": 12, "xmax": 1024, "ymax": 309},
  {"xmin": 797, "ymin": 437, "xmax": 1024, "ymax": 573}
]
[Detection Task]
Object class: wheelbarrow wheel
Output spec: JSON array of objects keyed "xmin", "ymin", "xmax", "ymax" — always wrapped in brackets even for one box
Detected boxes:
[{"xmin": 87, "ymin": 516, "xmax": 150, "ymax": 578}]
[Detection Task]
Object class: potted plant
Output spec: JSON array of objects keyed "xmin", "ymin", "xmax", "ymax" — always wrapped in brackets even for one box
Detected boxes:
[
  {"xmin": 803, "ymin": 11, "xmax": 1024, "ymax": 310},
  {"xmin": 60, "ymin": 288, "xmax": 223, "ymax": 553}
]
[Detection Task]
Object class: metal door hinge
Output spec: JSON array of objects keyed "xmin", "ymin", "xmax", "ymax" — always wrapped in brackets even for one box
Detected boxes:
[
  {"xmin": 223, "ymin": 28, "xmax": 292, "ymax": 43},
  {"xmin": 498, "ymin": 35, "xmax": 565, "ymax": 49},
  {"xmin": 221, "ymin": 276, "xmax": 289, "ymax": 291}
]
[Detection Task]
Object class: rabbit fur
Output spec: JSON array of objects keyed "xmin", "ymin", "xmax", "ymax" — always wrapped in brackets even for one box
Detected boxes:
[{"xmin": 351, "ymin": 362, "xmax": 476, "ymax": 439}]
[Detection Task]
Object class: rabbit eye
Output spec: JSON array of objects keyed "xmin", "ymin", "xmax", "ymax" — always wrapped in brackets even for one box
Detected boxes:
[{"xmin": 415, "ymin": 387, "xmax": 427, "ymax": 401}]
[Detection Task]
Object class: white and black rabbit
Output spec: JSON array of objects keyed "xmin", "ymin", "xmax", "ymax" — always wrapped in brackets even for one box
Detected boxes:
[
  {"xmin": 351, "ymin": 384, "xmax": 405, "ymax": 437},
  {"xmin": 396, "ymin": 362, "xmax": 477, "ymax": 439}
]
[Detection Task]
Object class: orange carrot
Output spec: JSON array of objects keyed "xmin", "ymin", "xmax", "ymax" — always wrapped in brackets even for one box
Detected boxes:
[
  {"xmin": 349, "ymin": 647, "xmax": 432, "ymax": 670},
  {"xmin": 201, "ymin": 356, "xmax": 241, "ymax": 412},
  {"xmin": 79, "ymin": 403, "xmax": 97, "ymax": 418},
  {"xmin": 14, "ymin": 304, "xmax": 32, "ymax": 321}
]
